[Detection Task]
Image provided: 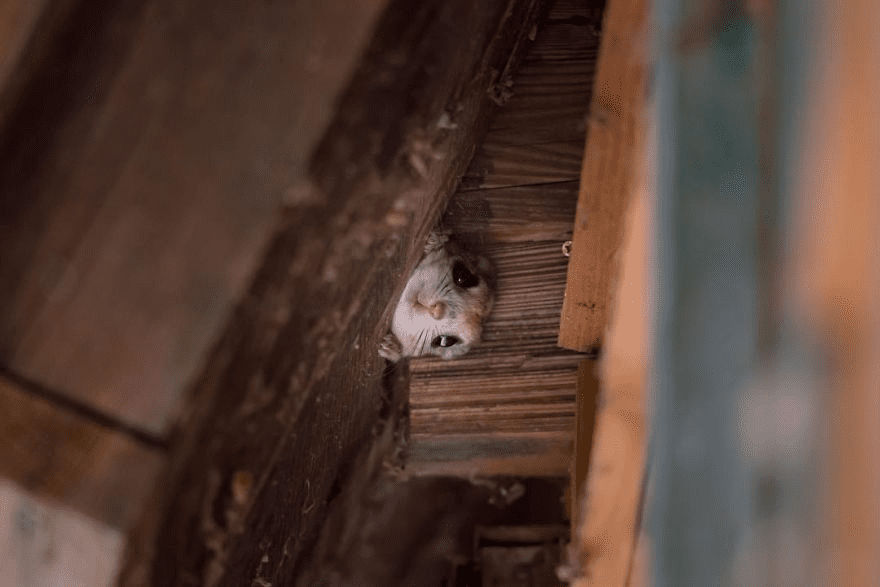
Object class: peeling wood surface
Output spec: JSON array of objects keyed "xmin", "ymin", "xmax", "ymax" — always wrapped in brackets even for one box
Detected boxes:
[
  {"xmin": 557, "ymin": 0, "xmax": 647, "ymax": 351},
  {"xmin": 116, "ymin": 0, "xmax": 548, "ymax": 585},
  {"xmin": 407, "ymin": 0, "xmax": 604, "ymax": 478},
  {"xmin": 0, "ymin": 373, "xmax": 164, "ymax": 531}
]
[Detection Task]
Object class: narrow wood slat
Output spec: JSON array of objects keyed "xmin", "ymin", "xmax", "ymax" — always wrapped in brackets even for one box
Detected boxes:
[
  {"xmin": 557, "ymin": 0, "xmax": 647, "ymax": 351},
  {"xmin": 0, "ymin": 373, "xmax": 165, "ymax": 530},
  {"xmin": 407, "ymin": 432, "xmax": 571, "ymax": 477},
  {"xmin": 413, "ymin": 419, "xmax": 574, "ymax": 436},
  {"xmin": 443, "ymin": 181, "xmax": 579, "ymax": 243},
  {"xmin": 412, "ymin": 408, "xmax": 574, "ymax": 429},
  {"xmin": 411, "ymin": 370, "xmax": 577, "ymax": 402},
  {"xmin": 572, "ymin": 63, "xmax": 650, "ymax": 587},
  {"xmin": 460, "ymin": 139, "xmax": 583, "ymax": 190},
  {"xmin": 569, "ymin": 359, "xmax": 598, "ymax": 524},
  {"xmin": 0, "ymin": 0, "xmax": 392, "ymax": 435},
  {"xmin": 486, "ymin": 0, "xmax": 602, "ymax": 145}
]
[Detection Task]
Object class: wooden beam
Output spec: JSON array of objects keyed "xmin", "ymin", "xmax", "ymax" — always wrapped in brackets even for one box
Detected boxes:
[
  {"xmin": 570, "ymin": 119, "xmax": 651, "ymax": 587},
  {"xmin": 407, "ymin": 0, "xmax": 602, "ymax": 479},
  {"xmin": 0, "ymin": 0, "xmax": 390, "ymax": 435},
  {"xmin": 0, "ymin": 372, "xmax": 164, "ymax": 530},
  {"xmin": 116, "ymin": 0, "xmax": 547, "ymax": 585},
  {"xmin": 557, "ymin": 0, "xmax": 647, "ymax": 351}
]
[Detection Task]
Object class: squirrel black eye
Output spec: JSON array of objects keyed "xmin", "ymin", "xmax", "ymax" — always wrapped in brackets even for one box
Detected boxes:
[
  {"xmin": 432, "ymin": 334, "xmax": 460, "ymax": 348},
  {"xmin": 452, "ymin": 261, "xmax": 479, "ymax": 288}
]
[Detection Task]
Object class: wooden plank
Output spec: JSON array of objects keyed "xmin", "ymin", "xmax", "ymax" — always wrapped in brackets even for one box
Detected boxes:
[
  {"xmin": 116, "ymin": 0, "xmax": 548, "ymax": 584},
  {"xmin": 0, "ymin": 0, "xmax": 391, "ymax": 434},
  {"xmin": 443, "ymin": 181, "xmax": 579, "ymax": 243},
  {"xmin": 0, "ymin": 480, "xmax": 123, "ymax": 587},
  {"xmin": 557, "ymin": 0, "xmax": 646, "ymax": 351},
  {"xmin": 0, "ymin": 373, "xmax": 165, "ymax": 530},
  {"xmin": 569, "ymin": 360, "xmax": 598, "ymax": 522},
  {"xmin": 486, "ymin": 0, "xmax": 603, "ymax": 145},
  {"xmin": 408, "ymin": 240, "xmax": 586, "ymax": 475},
  {"xmin": 460, "ymin": 139, "xmax": 583, "ymax": 190},
  {"xmin": 570, "ymin": 120, "xmax": 650, "ymax": 587},
  {"xmin": 406, "ymin": 0, "xmax": 604, "ymax": 476},
  {"xmin": 407, "ymin": 432, "xmax": 572, "ymax": 478}
]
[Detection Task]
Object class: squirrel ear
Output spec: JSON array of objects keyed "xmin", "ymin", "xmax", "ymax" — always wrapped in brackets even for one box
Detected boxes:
[{"xmin": 423, "ymin": 230, "xmax": 450, "ymax": 254}]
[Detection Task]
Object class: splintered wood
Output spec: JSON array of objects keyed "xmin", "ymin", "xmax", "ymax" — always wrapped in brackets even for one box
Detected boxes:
[
  {"xmin": 557, "ymin": 0, "xmax": 647, "ymax": 352},
  {"xmin": 407, "ymin": 0, "xmax": 604, "ymax": 478}
]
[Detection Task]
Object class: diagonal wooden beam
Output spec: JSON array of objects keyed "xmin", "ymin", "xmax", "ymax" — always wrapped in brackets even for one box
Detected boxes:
[{"xmin": 117, "ymin": 0, "xmax": 547, "ymax": 585}]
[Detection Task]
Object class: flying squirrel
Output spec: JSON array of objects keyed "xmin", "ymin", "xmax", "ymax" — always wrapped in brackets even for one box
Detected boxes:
[{"xmin": 379, "ymin": 231, "xmax": 495, "ymax": 362}]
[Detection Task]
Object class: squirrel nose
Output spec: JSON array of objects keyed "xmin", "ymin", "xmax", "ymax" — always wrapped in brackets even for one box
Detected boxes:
[{"xmin": 429, "ymin": 301, "xmax": 447, "ymax": 320}]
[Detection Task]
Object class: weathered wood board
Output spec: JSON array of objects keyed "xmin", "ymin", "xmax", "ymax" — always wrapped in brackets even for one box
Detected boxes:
[
  {"xmin": 406, "ymin": 0, "xmax": 604, "ymax": 479},
  {"xmin": 557, "ymin": 0, "xmax": 647, "ymax": 352},
  {"xmin": 0, "ymin": 372, "xmax": 165, "ymax": 530},
  {"xmin": 571, "ymin": 133, "xmax": 651, "ymax": 586},
  {"xmin": 0, "ymin": 0, "xmax": 391, "ymax": 435}
]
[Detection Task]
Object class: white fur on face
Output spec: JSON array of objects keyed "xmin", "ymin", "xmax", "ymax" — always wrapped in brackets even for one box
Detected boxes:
[{"xmin": 391, "ymin": 249, "xmax": 492, "ymax": 360}]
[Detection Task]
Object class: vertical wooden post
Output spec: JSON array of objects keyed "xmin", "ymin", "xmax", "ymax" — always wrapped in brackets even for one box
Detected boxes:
[
  {"xmin": 557, "ymin": 0, "xmax": 647, "ymax": 352},
  {"xmin": 570, "ymin": 117, "xmax": 653, "ymax": 587}
]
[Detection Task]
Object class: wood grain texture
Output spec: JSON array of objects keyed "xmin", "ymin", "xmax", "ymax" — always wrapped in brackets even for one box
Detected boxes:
[
  {"xmin": 487, "ymin": 0, "xmax": 604, "ymax": 145},
  {"xmin": 116, "ymin": 0, "xmax": 548, "ymax": 584},
  {"xmin": 443, "ymin": 181, "xmax": 580, "ymax": 243},
  {"xmin": 557, "ymin": 0, "xmax": 647, "ymax": 351},
  {"xmin": 0, "ymin": 480, "xmax": 123, "ymax": 587},
  {"xmin": 461, "ymin": 139, "xmax": 585, "ymax": 190},
  {"xmin": 406, "ymin": 0, "xmax": 603, "ymax": 479},
  {"xmin": 570, "ymin": 360, "xmax": 598, "ymax": 522},
  {"xmin": 0, "ymin": 373, "xmax": 165, "ymax": 530},
  {"xmin": 571, "ymin": 116, "xmax": 651, "ymax": 587},
  {"xmin": 0, "ymin": 0, "xmax": 389, "ymax": 434},
  {"xmin": 407, "ymin": 432, "xmax": 572, "ymax": 478}
]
